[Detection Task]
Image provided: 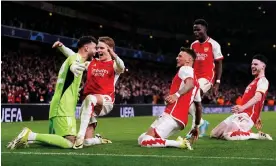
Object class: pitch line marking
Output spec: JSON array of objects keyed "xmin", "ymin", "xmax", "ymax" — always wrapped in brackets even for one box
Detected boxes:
[{"xmin": 2, "ymin": 151, "xmax": 276, "ymax": 161}]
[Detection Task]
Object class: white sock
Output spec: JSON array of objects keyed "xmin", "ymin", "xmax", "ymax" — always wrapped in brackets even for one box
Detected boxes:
[
  {"xmin": 77, "ymin": 95, "xmax": 97, "ymax": 139},
  {"xmin": 28, "ymin": 132, "xmax": 37, "ymax": 141},
  {"xmin": 138, "ymin": 132, "xmax": 146, "ymax": 145},
  {"xmin": 165, "ymin": 140, "xmax": 181, "ymax": 147},
  {"xmin": 84, "ymin": 138, "xmax": 101, "ymax": 146},
  {"xmin": 224, "ymin": 131, "xmax": 259, "ymax": 141},
  {"xmin": 140, "ymin": 135, "xmax": 181, "ymax": 148}
]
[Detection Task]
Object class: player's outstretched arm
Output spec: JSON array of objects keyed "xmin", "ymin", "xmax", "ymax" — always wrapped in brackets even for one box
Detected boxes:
[{"xmin": 52, "ymin": 41, "xmax": 76, "ymax": 57}]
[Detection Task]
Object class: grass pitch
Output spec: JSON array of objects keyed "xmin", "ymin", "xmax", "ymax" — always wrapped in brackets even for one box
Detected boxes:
[{"xmin": 2, "ymin": 112, "xmax": 276, "ymax": 166}]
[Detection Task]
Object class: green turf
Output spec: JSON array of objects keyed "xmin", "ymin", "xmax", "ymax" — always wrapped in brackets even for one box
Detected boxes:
[{"xmin": 2, "ymin": 112, "xmax": 276, "ymax": 166}]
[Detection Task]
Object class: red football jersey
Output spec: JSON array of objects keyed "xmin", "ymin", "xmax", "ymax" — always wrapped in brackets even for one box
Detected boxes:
[
  {"xmin": 165, "ymin": 66, "xmax": 201, "ymax": 126},
  {"xmin": 241, "ymin": 76, "xmax": 269, "ymax": 123},
  {"xmin": 191, "ymin": 37, "xmax": 224, "ymax": 83},
  {"xmin": 83, "ymin": 59, "xmax": 120, "ymax": 101}
]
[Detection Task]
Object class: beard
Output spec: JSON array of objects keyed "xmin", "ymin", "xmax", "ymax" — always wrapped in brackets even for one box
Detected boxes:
[{"xmin": 87, "ymin": 52, "xmax": 97, "ymax": 61}]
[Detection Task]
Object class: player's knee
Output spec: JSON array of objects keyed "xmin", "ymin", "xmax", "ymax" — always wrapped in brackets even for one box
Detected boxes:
[
  {"xmin": 138, "ymin": 133, "xmax": 146, "ymax": 145},
  {"xmin": 210, "ymin": 129, "xmax": 216, "ymax": 138},
  {"xmin": 85, "ymin": 95, "xmax": 98, "ymax": 106}
]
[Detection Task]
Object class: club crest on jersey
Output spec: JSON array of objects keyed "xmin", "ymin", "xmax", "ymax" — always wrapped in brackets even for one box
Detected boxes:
[{"xmin": 204, "ymin": 47, "xmax": 209, "ymax": 52}]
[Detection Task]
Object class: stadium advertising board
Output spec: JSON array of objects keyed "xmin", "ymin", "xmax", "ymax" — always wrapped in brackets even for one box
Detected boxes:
[
  {"xmin": 1, "ymin": 104, "xmax": 49, "ymax": 122},
  {"xmin": 151, "ymin": 105, "xmax": 276, "ymax": 116},
  {"xmin": 75, "ymin": 105, "xmax": 152, "ymax": 119},
  {"xmin": 1, "ymin": 104, "xmax": 275, "ymax": 122},
  {"xmin": 1, "ymin": 104, "xmax": 153, "ymax": 122}
]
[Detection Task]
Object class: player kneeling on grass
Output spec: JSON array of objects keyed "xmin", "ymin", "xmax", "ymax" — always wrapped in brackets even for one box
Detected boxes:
[
  {"xmin": 56, "ymin": 37, "xmax": 125, "ymax": 149},
  {"xmin": 210, "ymin": 54, "xmax": 272, "ymax": 141},
  {"xmin": 7, "ymin": 36, "xmax": 99, "ymax": 150},
  {"xmin": 138, "ymin": 47, "xmax": 202, "ymax": 150}
]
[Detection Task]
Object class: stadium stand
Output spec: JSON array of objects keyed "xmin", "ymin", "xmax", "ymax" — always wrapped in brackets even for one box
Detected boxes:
[{"xmin": 1, "ymin": 1, "xmax": 276, "ymax": 105}]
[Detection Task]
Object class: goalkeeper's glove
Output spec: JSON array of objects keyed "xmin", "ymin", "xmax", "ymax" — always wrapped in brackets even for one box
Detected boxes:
[{"xmin": 70, "ymin": 62, "xmax": 86, "ymax": 77}]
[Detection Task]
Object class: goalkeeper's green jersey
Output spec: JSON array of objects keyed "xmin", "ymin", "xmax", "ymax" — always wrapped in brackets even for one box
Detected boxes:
[{"xmin": 49, "ymin": 53, "xmax": 84, "ymax": 118}]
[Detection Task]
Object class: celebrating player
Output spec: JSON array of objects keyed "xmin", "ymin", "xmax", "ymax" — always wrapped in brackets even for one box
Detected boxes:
[
  {"xmin": 137, "ymin": 47, "xmax": 202, "ymax": 150},
  {"xmin": 210, "ymin": 54, "xmax": 272, "ymax": 141},
  {"xmin": 57, "ymin": 36, "xmax": 125, "ymax": 149},
  {"xmin": 187, "ymin": 19, "xmax": 224, "ymax": 138},
  {"xmin": 7, "ymin": 36, "xmax": 98, "ymax": 149}
]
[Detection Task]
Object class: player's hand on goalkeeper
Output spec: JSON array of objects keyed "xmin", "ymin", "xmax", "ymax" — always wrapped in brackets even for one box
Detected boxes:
[
  {"xmin": 52, "ymin": 41, "xmax": 63, "ymax": 48},
  {"xmin": 189, "ymin": 126, "xmax": 199, "ymax": 144},
  {"xmin": 70, "ymin": 61, "xmax": 86, "ymax": 77}
]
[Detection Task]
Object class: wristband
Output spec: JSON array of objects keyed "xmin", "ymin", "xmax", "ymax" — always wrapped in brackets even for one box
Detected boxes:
[
  {"xmin": 216, "ymin": 80, "xmax": 221, "ymax": 84},
  {"xmin": 175, "ymin": 92, "xmax": 180, "ymax": 98}
]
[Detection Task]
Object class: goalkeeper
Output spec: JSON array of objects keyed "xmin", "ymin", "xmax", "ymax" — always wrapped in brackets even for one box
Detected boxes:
[{"xmin": 7, "ymin": 36, "xmax": 97, "ymax": 149}]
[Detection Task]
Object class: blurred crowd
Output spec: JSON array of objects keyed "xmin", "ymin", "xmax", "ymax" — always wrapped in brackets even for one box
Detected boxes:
[
  {"xmin": 1, "ymin": 2, "xmax": 276, "ymax": 105},
  {"xmin": 1, "ymin": 50, "xmax": 58, "ymax": 104},
  {"xmin": 2, "ymin": 47, "xmax": 276, "ymax": 106}
]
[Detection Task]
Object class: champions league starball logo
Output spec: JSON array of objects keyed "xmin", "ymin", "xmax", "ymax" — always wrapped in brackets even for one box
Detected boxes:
[
  {"xmin": 71, "ymin": 39, "xmax": 78, "ymax": 48},
  {"xmin": 29, "ymin": 32, "xmax": 45, "ymax": 42}
]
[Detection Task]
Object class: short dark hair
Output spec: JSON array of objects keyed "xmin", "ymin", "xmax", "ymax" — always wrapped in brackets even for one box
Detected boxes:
[
  {"xmin": 77, "ymin": 36, "xmax": 98, "ymax": 49},
  {"xmin": 180, "ymin": 47, "xmax": 197, "ymax": 60},
  {"xmin": 253, "ymin": 54, "xmax": 268, "ymax": 64},
  {"xmin": 194, "ymin": 19, "xmax": 208, "ymax": 29}
]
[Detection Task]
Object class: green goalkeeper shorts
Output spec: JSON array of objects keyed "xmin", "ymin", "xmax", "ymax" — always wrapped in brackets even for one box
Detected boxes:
[{"xmin": 49, "ymin": 117, "xmax": 77, "ymax": 137}]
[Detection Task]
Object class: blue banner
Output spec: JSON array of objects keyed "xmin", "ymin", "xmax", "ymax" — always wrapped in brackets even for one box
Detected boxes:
[
  {"xmin": 1, "ymin": 25, "xmax": 173, "ymax": 63},
  {"xmin": 152, "ymin": 105, "xmax": 276, "ymax": 117}
]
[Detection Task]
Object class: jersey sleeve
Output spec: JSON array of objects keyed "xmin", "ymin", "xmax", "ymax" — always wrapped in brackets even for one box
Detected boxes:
[
  {"xmin": 190, "ymin": 41, "xmax": 197, "ymax": 49},
  {"xmin": 67, "ymin": 54, "xmax": 78, "ymax": 66},
  {"xmin": 58, "ymin": 45, "xmax": 76, "ymax": 57},
  {"xmin": 256, "ymin": 77, "xmax": 269, "ymax": 94},
  {"xmin": 190, "ymin": 43, "xmax": 193, "ymax": 49},
  {"xmin": 210, "ymin": 39, "xmax": 223, "ymax": 60},
  {"xmin": 194, "ymin": 89, "xmax": 201, "ymax": 102},
  {"xmin": 113, "ymin": 56, "xmax": 125, "ymax": 74},
  {"xmin": 178, "ymin": 66, "xmax": 194, "ymax": 81}
]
